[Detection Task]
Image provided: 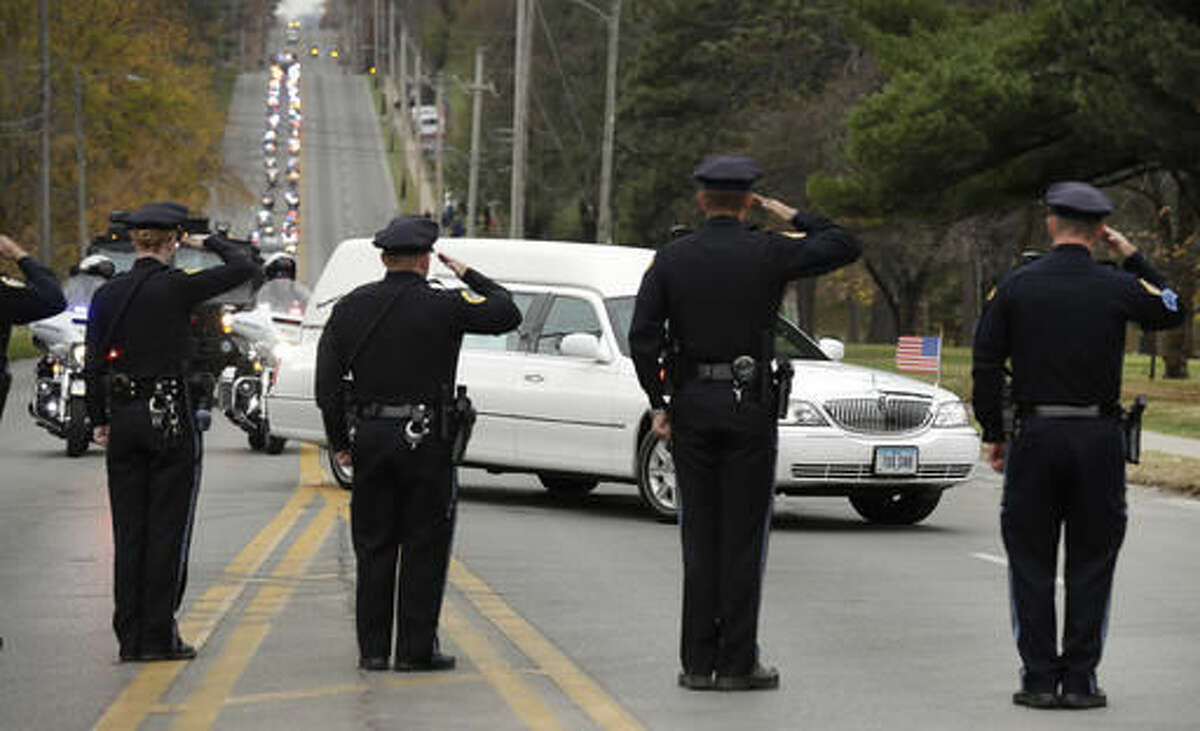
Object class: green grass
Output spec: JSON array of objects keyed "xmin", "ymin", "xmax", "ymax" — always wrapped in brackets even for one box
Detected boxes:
[
  {"xmin": 842, "ymin": 344, "xmax": 1200, "ymax": 439},
  {"xmin": 369, "ymin": 80, "xmax": 417, "ymax": 214},
  {"xmin": 6, "ymin": 326, "xmax": 38, "ymax": 361}
]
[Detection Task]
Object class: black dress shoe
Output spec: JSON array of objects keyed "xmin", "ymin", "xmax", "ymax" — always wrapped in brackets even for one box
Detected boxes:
[
  {"xmin": 1060, "ymin": 690, "xmax": 1107, "ymax": 709},
  {"xmin": 677, "ymin": 671, "xmax": 715, "ymax": 690},
  {"xmin": 394, "ymin": 652, "xmax": 456, "ymax": 672},
  {"xmin": 715, "ymin": 664, "xmax": 780, "ymax": 691},
  {"xmin": 136, "ymin": 641, "xmax": 198, "ymax": 662},
  {"xmin": 1012, "ymin": 690, "xmax": 1059, "ymax": 709},
  {"xmin": 359, "ymin": 656, "xmax": 391, "ymax": 671}
]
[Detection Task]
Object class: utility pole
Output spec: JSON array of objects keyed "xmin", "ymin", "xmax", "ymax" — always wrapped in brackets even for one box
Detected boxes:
[
  {"xmin": 399, "ymin": 27, "xmax": 408, "ymax": 120},
  {"xmin": 434, "ymin": 72, "xmax": 444, "ymax": 216},
  {"xmin": 387, "ymin": 1, "xmax": 396, "ymax": 83},
  {"xmin": 373, "ymin": 0, "xmax": 381, "ymax": 72},
  {"xmin": 510, "ymin": 0, "xmax": 533, "ymax": 238},
  {"xmin": 73, "ymin": 67, "xmax": 87, "ymax": 255},
  {"xmin": 466, "ymin": 47, "xmax": 487, "ymax": 237},
  {"xmin": 38, "ymin": 0, "xmax": 52, "ymax": 263},
  {"xmin": 596, "ymin": 0, "xmax": 621, "ymax": 244}
]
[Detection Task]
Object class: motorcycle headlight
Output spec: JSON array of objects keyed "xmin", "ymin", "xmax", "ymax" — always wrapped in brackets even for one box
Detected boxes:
[
  {"xmin": 932, "ymin": 400, "xmax": 971, "ymax": 428},
  {"xmin": 70, "ymin": 343, "xmax": 87, "ymax": 366},
  {"xmin": 781, "ymin": 400, "xmax": 829, "ymax": 427},
  {"xmin": 220, "ymin": 312, "xmax": 234, "ymax": 334}
]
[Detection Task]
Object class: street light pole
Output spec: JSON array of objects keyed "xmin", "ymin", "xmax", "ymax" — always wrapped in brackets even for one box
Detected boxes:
[
  {"xmin": 510, "ymin": 0, "xmax": 533, "ymax": 238},
  {"xmin": 467, "ymin": 47, "xmax": 486, "ymax": 237},
  {"xmin": 38, "ymin": 0, "xmax": 52, "ymax": 263},
  {"xmin": 74, "ymin": 67, "xmax": 88, "ymax": 255},
  {"xmin": 595, "ymin": 0, "xmax": 620, "ymax": 244}
]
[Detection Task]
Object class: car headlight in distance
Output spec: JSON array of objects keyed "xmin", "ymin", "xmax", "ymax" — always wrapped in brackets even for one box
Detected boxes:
[
  {"xmin": 932, "ymin": 400, "xmax": 971, "ymax": 428},
  {"xmin": 781, "ymin": 400, "xmax": 829, "ymax": 426},
  {"xmin": 70, "ymin": 343, "xmax": 86, "ymax": 366}
]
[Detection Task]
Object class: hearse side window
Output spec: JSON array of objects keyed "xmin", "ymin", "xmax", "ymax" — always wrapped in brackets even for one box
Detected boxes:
[
  {"xmin": 461, "ymin": 292, "xmax": 538, "ymax": 352},
  {"xmin": 535, "ymin": 296, "xmax": 602, "ymax": 356},
  {"xmin": 774, "ymin": 316, "xmax": 828, "ymax": 361}
]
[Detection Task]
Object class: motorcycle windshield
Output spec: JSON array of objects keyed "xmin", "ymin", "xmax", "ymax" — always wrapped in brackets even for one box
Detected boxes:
[
  {"xmin": 256, "ymin": 279, "xmax": 310, "ymax": 320},
  {"xmin": 61, "ymin": 274, "xmax": 108, "ymax": 317}
]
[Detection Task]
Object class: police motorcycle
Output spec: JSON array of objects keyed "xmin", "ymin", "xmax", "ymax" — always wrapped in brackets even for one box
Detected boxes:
[
  {"xmin": 217, "ymin": 254, "xmax": 308, "ymax": 453},
  {"xmin": 26, "ymin": 255, "xmax": 115, "ymax": 456}
]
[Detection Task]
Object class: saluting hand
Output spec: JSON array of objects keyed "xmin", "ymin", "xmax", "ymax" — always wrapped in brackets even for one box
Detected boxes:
[
  {"xmin": 1101, "ymin": 226, "xmax": 1137, "ymax": 260},
  {"xmin": 0, "ymin": 234, "xmax": 28, "ymax": 261},
  {"xmin": 180, "ymin": 234, "xmax": 207, "ymax": 249},
  {"xmin": 752, "ymin": 195, "xmax": 798, "ymax": 222},
  {"xmin": 437, "ymin": 252, "xmax": 468, "ymax": 278}
]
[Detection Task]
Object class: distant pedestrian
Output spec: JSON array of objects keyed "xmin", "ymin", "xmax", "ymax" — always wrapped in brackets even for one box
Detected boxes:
[
  {"xmin": 972, "ymin": 181, "xmax": 1185, "ymax": 709},
  {"xmin": 315, "ymin": 216, "xmax": 521, "ymax": 672},
  {"xmin": 0, "ymin": 234, "xmax": 65, "ymax": 420},
  {"xmin": 629, "ymin": 155, "xmax": 861, "ymax": 691}
]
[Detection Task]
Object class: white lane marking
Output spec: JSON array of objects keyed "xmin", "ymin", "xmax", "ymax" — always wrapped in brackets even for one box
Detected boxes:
[{"xmin": 970, "ymin": 551, "xmax": 1064, "ymax": 588}]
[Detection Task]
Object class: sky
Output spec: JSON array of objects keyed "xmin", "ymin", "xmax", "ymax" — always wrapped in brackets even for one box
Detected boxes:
[{"xmin": 276, "ymin": 0, "xmax": 323, "ymax": 19}]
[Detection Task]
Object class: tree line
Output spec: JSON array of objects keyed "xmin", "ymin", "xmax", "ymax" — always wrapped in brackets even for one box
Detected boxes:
[
  {"xmin": 0, "ymin": 0, "xmax": 278, "ymax": 274},
  {"xmin": 324, "ymin": 0, "xmax": 1200, "ymax": 376}
]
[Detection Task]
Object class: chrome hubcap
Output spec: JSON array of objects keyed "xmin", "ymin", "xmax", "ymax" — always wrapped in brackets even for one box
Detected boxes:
[{"xmin": 646, "ymin": 440, "xmax": 677, "ymax": 511}]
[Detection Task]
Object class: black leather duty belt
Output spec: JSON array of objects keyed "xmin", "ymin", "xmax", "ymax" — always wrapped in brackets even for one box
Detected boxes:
[
  {"xmin": 356, "ymin": 403, "xmax": 428, "ymax": 420},
  {"xmin": 110, "ymin": 374, "xmax": 184, "ymax": 401},
  {"xmin": 1022, "ymin": 404, "xmax": 1115, "ymax": 419},
  {"xmin": 695, "ymin": 363, "xmax": 735, "ymax": 381}
]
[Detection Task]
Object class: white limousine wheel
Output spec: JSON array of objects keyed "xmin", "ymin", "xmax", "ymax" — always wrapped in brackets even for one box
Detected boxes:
[
  {"xmin": 848, "ymin": 487, "xmax": 941, "ymax": 525},
  {"xmin": 322, "ymin": 447, "xmax": 353, "ymax": 490},
  {"xmin": 637, "ymin": 432, "xmax": 678, "ymax": 523}
]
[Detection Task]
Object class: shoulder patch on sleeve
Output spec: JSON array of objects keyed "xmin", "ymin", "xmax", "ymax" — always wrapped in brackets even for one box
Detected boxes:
[
  {"xmin": 1138, "ymin": 278, "xmax": 1162, "ymax": 297},
  {"xmin": 1, "ymin": 275, "xmax": 26, "ymax": 288},
  {"xmin": 460, "ymin": 290, "xmax": 487, "ymax": 305},
  {"xmin": 781, "ymin": 231, "xmax": 807, "ymax": 239},
  {"xmin": 1161, "ymin": 287, "xmax": 1180, "ymax": 312},
  {"xmin": 985, "ymin": 286, "xmax": 996, "ymax": 302}
]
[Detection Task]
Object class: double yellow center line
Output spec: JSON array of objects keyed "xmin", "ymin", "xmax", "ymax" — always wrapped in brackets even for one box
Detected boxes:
[{"xmin": 93, "ymin": 446, "xmax": 643, "ymax": 730}]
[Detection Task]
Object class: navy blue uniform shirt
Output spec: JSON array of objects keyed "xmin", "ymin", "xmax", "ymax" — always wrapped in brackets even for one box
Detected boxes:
[
  {"xmin": 972, "ymin": 246, "xmax": 1184, "ymax": 443},
  {"xmin": 629, "ymin": 211, "xmax": 862, "ymax": 410}
]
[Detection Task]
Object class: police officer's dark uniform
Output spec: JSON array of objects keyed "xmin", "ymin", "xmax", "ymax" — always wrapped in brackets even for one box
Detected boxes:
[
  {"xmin": 629, "ymin": 156, "xmax": 861, "ymax": 690},
  {"xmin": 0, "ymin": 241, "xmax": 65, "ymax": 419},
  {"xmin": 972, "ymin": 182, "xmax": 1185, "ymax": 709},
  {"xmin": 84, "ymin": 202, "xmax": 257, "ymax": 661},
  {"xmin": 315, "ymin": 217, "xmax": 521, "ymax": 671}
]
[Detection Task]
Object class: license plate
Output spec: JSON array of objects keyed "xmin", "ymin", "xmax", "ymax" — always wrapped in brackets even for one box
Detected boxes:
[{"xmin": 873, "ymin": 446, "xmax": 918, "ymax": 476}]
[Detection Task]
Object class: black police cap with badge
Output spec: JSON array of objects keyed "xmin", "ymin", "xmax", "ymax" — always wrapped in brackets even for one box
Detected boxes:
[
  {"xmin": 373, "ymin": 216, "xmax": 440, "ymax": 253},
  {"xmin": 693, "ymin": 155, "xmax": 763, "ymax": 190},
  {"xmin": 1044, "ymin": 181, "xmax": 1114, "ymax": 221},
  {"xmin": 124, "ymin": 201, "xmax": 190, "ymax": 230}
]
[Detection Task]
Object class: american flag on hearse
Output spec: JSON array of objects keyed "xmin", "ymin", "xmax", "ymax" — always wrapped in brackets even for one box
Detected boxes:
[{"xmin": 895, "ymin": 335, "xmax": 942, "ymax": 374}]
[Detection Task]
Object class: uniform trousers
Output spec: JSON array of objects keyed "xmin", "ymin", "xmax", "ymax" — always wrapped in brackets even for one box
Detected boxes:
[
  {"xmin": 1001, "ymin": 416, "xmax": 1126, "ymax": 693},
  {"xmin": 670, "ymin": 381, "xmax": 777, "ymax": 677},
  {"xmin": 351, "ymin": 418, "xmax": 456, "ymax": 661},
  {"xmin": 106, "ymin": 398, "xmax": 202, "ymax": 656}
]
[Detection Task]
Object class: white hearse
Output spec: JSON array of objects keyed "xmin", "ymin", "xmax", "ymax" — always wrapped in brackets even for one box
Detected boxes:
[{"xmin": 268, "ymin": 238, "xmax": 980, "ymax": 524}]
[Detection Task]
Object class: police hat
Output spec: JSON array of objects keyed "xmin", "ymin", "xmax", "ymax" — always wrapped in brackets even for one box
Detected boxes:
[
  {"xmin": 1044, "ymin": 182, "xmax": 1114, "ymax": 219},
  {"xmin": 126, "ymin": 201, "xmax": 189, "ymax": 230},
  {"xmin": 693, "ymin": 155, "xmax": 763, "ymax": 191},
  {"xmin": 373, "ymin": 215, "xmax": 439, "ymax": 252}
]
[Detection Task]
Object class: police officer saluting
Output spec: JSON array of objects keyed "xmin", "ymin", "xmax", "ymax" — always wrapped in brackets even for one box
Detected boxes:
[
  {"xmin": 973, "ymin": 182, "xmax": 1185, "ymax": 709},
  {"xmin": 315, "ymin": 216, "xmax": 521, "ymax": 672},
  {"xmin": 0, "ymin": 233, "xmax": 65, "ymax": 420},
  {"xmin": 630, "ymin": 155, "xmax": 861, "ymax": 691},
  {"xmin": 84, "ymin": 202, "xmax": 257, "ymax": 661}
]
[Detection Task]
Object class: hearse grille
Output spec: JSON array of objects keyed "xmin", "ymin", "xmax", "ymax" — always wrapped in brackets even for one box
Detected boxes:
[
  {"xmin": 790, "ymin": 463, "xmax": 974, "ymax": 481},
  {"xmin": 823, "ymin": 396, "xmax": 932, "ymax": 434}
]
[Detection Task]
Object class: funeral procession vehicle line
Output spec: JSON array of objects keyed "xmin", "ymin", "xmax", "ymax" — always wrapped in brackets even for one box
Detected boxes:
[{"xmin": 93, "ymin": 446, "xmax": 643, "ymax": 730}]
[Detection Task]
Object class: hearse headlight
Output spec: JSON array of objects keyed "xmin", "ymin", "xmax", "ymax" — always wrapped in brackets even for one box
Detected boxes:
[
  {"xmin": 932, "ymin": 400, "xmax": 970, "ymax": 428},
  {"xmin": 781, "ymin": 400, "xmax": 829, "ymax": 426},
  {"xmin": 70, "ymin": 343, "xmax": 87, "ymax": 367}
]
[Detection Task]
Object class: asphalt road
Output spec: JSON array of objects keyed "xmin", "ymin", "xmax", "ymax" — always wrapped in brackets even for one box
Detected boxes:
[{"xmin": 3, "ymin": 54, "xmax": 1200, "ymax": 731}]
